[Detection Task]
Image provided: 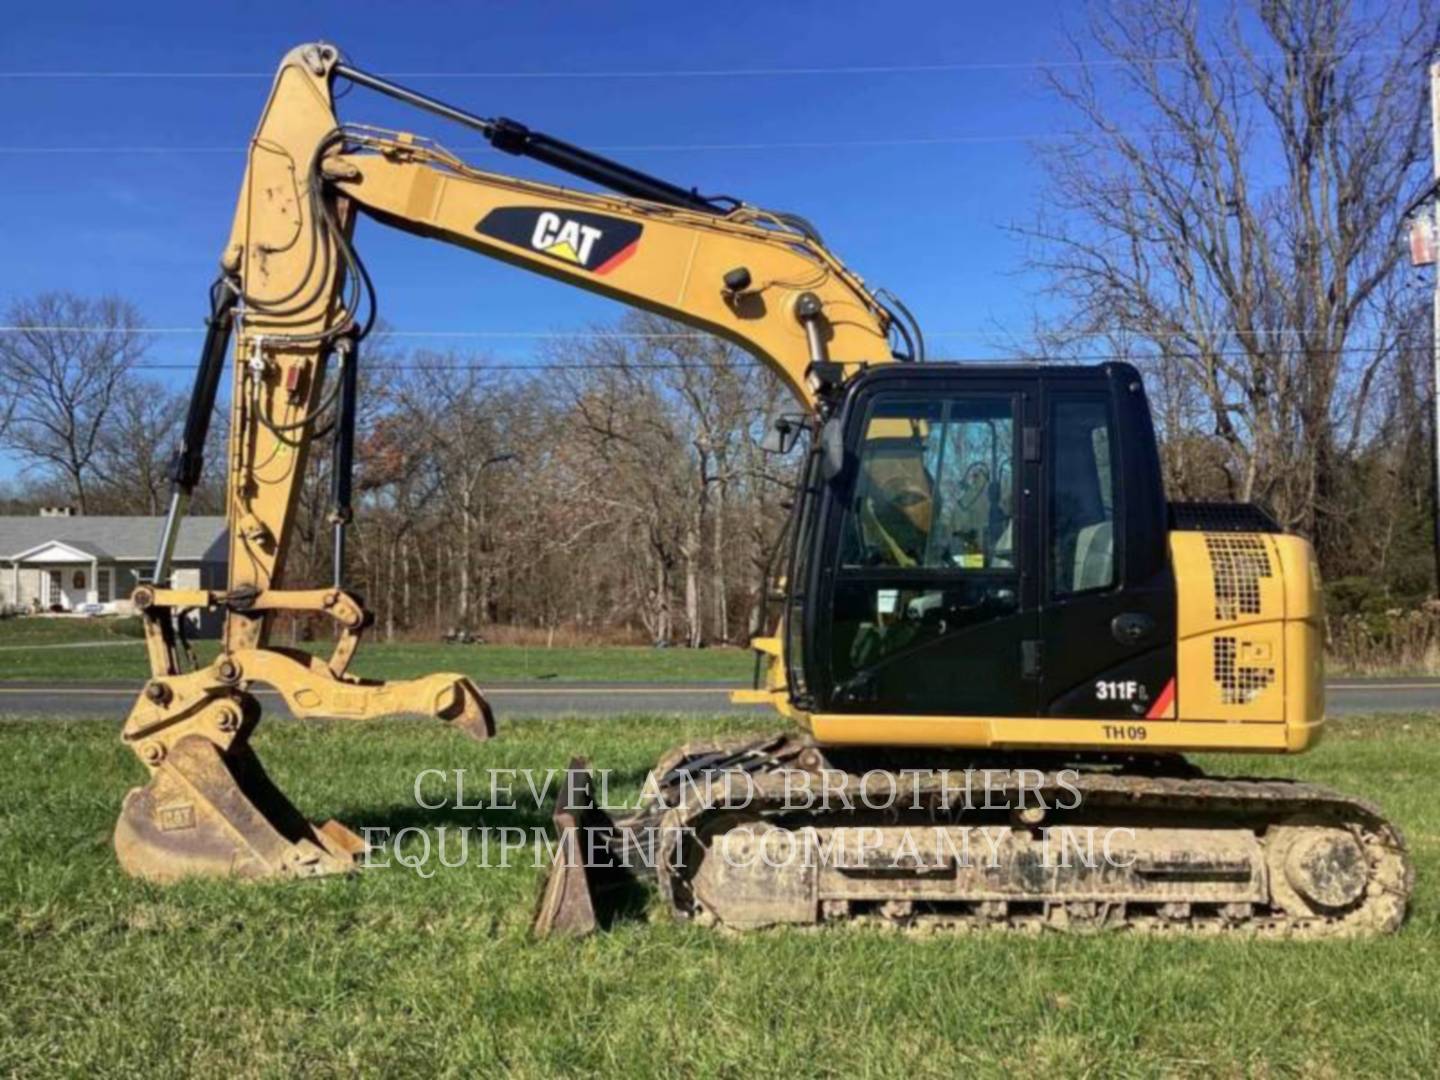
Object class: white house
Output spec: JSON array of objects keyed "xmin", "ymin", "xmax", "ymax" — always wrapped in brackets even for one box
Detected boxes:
[{"xmin": 0, "ymin": 510, "xmax": 228, "ymax": 616}]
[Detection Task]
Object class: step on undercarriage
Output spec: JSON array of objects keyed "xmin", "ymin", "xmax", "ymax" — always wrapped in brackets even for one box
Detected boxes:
[{"xmin": 535, "ymin": 736, "xmax": 1412, "ymax": 938}]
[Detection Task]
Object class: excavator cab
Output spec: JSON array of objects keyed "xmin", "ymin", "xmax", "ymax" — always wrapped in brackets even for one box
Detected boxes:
[
  {"xmin": 785, "ymin": 361, "xmax": 1178, "ymax": 720},
  {"xmin": 543, "ymin": 361, "xmax": 1400, "ymax": 936}
]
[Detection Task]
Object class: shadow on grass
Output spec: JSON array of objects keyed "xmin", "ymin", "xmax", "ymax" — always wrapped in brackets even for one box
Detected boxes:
[
  {"xmin": 335, "ymin": 801, "xmax": 553, "ymax": 834},
  {"xmin": 338, "ymin": 799, "xmax": 658, "ymax": 931}
]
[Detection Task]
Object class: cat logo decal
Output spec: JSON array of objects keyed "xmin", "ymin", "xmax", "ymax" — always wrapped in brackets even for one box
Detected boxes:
[{"xmin": 476, "ymin": 207, "xmax": 641, "ymax": 275}]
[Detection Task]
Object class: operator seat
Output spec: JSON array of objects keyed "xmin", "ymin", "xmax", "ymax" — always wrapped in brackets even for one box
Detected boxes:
[{"xmin": 1072, "ymin": 521, "xmax": 1114, "ymax": 591}]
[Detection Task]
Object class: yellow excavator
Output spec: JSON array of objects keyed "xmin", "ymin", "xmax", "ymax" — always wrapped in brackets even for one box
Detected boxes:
[{"xmin": 116, "ymin": 42, "xmax": 1411, "ymax": 937}]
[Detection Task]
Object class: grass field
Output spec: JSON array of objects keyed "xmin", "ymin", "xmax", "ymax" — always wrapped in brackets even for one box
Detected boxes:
[
  {"xmin": 0, "ymin": 622, "xmax": 754, "ymax": 684},
  {"xmin": 0, "ymin": 616, "xmax": 1431, "ymax": 683},
  {"xmin": 1, "ymin": 710, "xmax": 1437, "ymax": 1077},
  {"xmin": 0, "ymin": 615, "xmax": 143, "ymax": 646}
]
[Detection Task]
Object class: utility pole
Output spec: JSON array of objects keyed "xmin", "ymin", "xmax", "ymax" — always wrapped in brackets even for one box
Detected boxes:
[
  {"xmin": 1413, "ymin": 59, "xmax": 1440, "ymax": 595},
  {"xmin": 1431, "ymin": 59, "xmax": 1440, "ymax": 597}
]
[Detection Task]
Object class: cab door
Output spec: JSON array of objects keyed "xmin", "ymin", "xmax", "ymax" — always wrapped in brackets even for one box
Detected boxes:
[
  {"xmin": 1038, "ymin": 376, "xmax": 1176, "ymax": 718},
  {"xmin": 810, "ymin": 374, "xmax": 1041, "ymax": 716}
]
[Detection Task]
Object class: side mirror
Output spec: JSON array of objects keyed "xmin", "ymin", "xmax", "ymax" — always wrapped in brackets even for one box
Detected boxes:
[
  {"xmin": 760, "ymin": 415, "xmax": 805, "ymax": 455},
  {"xmin": 819, "ymin": 417, "xmax": 846, "ymax": 482}
]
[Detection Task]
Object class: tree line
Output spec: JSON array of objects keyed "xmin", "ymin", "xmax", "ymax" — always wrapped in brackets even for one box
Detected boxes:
[
  {"xmin": 2, "ymin": 0, "xmax": 1437, "ymax": 642},
  {"xmin": 0, "ymin": 305, "xmax": 799, "ymax": 645}
]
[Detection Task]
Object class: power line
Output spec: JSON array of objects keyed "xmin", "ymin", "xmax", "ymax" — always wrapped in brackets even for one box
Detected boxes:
[
  {"xmin": 0, "ymin": 60, "xmax": 1130, "ymax": 79},
  {"xmin": 121, "ymin": 345, "xmax": 1418, "ymax": 373},
  {"xmin": 0, "ymin": 326, "xmax": 716, "ymax": 338},
  {"xmin": 0, "ymin": 131, "xmax": 1144, "ymax": 154},
  {"xmin": 135, "ymin": 361, "xmax": 770, "ymax": 372},
  {"xmin": 0, "ymin": 49, "xmax": 1404, "ymax": 80},
  {"xmin": 0, "ymin": 326, "xmax": 1420, "ymax": 341}
]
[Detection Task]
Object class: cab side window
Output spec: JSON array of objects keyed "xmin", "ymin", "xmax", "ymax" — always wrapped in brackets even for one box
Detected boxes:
[{"xmin": 1051, "ymin": 398, "xmax": 1115, "ymax": 595}]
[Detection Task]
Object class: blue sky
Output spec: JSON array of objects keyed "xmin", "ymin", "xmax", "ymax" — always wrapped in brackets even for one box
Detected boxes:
[{"xmin": 0, "ymin": 0, "xmax": 1101, "ymax": 389}]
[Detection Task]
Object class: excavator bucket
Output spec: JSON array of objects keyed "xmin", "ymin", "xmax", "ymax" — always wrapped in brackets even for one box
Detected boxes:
[
  {"xmin": 114, "ymin": 645, "xmax": 496, "ymax": 884},
  {"xmin": 114, "ymin": 727, "xmax": 364, "ymax": 883},
  {"xmin": 533, "ymin": 759, "xmax": 639, "ymax": 937}
]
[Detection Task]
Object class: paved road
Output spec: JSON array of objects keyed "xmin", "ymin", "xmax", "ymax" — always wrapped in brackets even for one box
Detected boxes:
[
  {"xmin": 0, "ymin": 640, "xmax": 154, "ymax": 651},
  {"xmin": 0, "ymin": 678, "xmax": 1437, "ymax": 718},
  {"xmin": 0, "ymin": 680, "xmax": 766, "ymax": 718},
  {"xmin": 1325, "ymin": 678, "xmax": 1440, "ymax": 715}
]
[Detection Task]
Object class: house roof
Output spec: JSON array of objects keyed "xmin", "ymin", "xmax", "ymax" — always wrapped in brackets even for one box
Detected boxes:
[
  {"xmin": 10, "ymin": 539, "xmax": 113, "ymax": 561},
  {"xmin": 0, "ymin": 516, "xmax": 228, "ymax": 563}
]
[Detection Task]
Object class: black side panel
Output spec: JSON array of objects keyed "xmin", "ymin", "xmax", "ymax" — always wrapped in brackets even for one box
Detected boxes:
[{"xmin": 1045, "ymin": 644, "xmax": 1176, "ymax": 718}]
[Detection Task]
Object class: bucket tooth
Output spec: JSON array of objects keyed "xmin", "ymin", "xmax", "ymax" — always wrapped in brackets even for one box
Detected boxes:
[
  {"xmin": 433, "ymin": 676, "xmax": 495, "ymax": 742},
  {"xmin": 114, "ymin": 733, "xmax": 358, "ymax": 883}
]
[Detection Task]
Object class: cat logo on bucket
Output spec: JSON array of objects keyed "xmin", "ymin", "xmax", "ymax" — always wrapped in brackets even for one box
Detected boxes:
[{"xmin": 476, "ymin": 206, "xmax": 642, "ymax": 275}]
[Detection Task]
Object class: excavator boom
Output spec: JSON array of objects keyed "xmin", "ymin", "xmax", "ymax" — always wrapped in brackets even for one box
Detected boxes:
[{"xmin": 115, "ymin": 42, "xmax": 898, "ymax": 884}]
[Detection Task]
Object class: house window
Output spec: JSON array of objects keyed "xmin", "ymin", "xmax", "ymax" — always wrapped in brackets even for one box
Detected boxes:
[
  {"xmin": 97, "ymin": 569, "xmax": 111, "ymax": 603},
  {"xmin": 48, "ymin": 570, "xmax": 62, "ymax": 606},
  {"xmin": 72, "ymin": 570, "xmax": 86, "ymax": 590}
]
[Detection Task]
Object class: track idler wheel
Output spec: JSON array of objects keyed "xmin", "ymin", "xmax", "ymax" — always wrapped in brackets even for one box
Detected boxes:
[
  {"xmin": 114, "ymin": 699, "xmax": 364, "ymax": 883},
  {"xmin": 1266, "ymin": 821, "xmax": 1371, "ymax": 918}
]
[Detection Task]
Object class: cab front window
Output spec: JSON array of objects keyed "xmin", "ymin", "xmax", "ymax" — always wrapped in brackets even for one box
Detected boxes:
[
  {"xmin": 841, "ymin": 398, "xmax": 1014, "ymax": 571},
  {"xmin": 829, "ymin": 394, "xmax": 1019, "ymax": 702}
]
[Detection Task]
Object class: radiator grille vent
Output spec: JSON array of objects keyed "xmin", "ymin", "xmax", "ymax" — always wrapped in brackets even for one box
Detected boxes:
[
  {"xmin": 1204, "ymin": 534, "xmax": 1272, "ymax": 620},
  {"xmin": 1170, "ymin": 501, "xmax": 1281, "ymax": 533},
  {"xmin": 1213, "ymin": 636, "xmax": 1275, "ymax": 705}
]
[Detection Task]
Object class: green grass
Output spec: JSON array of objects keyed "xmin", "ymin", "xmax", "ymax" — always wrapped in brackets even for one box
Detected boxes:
[
  {"xmin": 1, "ymin": 617, "xmax": 1422, "ymax": 685},
  {"xmin": 336, "ymin": 642, "xmax": 752, "ymax": 683},
  {"xmin": 1, "ymin": 711, "xmax": 1437, "ymax": 1077},
  {"xmin": 0, "ymin": 636, "xmax": 754, "ymax": 684},
  {"xmin": 0, "ymin": 614, "xmax": 142, "ymax": 646}
]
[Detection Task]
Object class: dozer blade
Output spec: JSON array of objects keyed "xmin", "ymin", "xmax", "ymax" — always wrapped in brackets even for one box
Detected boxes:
[
  {"xmin": 533, "ymin": 758, "xmax": 642, "ymax": 937},
  {"xmin": 114, "ymin": 733, "xmax": 363, "ymax": 883}
]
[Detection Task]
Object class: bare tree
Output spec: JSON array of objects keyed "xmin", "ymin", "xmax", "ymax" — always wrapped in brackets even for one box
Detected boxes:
[
  {"xmin": 89, "ymin": 378, "xmax": 187, "ymax": 514},
  {"xmin": 549, "ymin": 313, "xmax": 793, "ymax": 646},
  {"xmin": 626, "ymin": 312, "xmax": 786, "ymax": 644},
  {"xmin": 1016, "ymin": 0, "xmax": 1435, "ymax": 566},
  {"xmin": 397, "ymin": 357, "xmax": 515, "ymax": 629},
  {"xmin": 557, "ymin": 342, "xmax": 694, "ymax": 643},
  {"xmin": 0, "ymin": 373, "xmax": 13, "ymax": 442},
  {"xmin": 0, "ymin": 293, "xmax": 149, "ymax": 512},
  {"xmin": 355, "ymin": 407, "xmax": 443, "ymax": 640}
]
